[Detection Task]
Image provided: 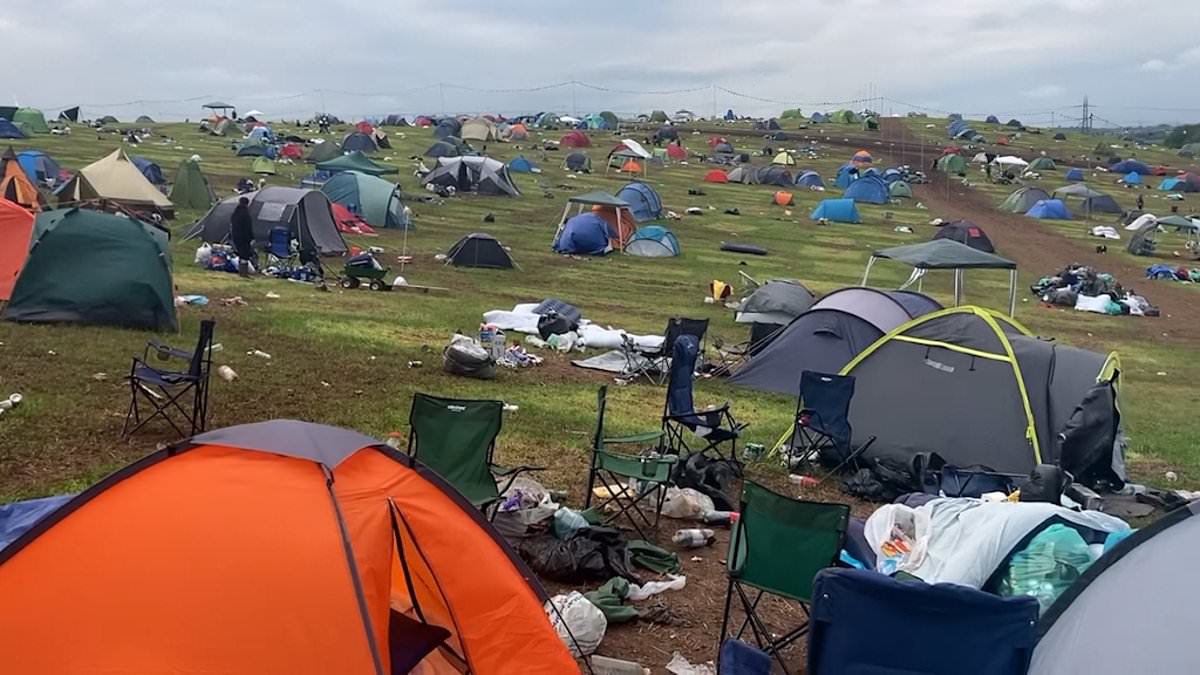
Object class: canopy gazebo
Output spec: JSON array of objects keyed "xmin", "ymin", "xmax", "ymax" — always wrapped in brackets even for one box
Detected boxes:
[
  {"xmin": 862, "ymin": 239, "xmax": 1018, "ymax": 315},
  {"xmin": 555, "ymin": 191, "xmax": 637, "ymax": 251}
]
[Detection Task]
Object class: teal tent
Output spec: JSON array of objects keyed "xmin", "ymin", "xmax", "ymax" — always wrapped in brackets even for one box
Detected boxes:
[
  {"xmin": 316, "ymin": 151, "xmax": 398, "ymax": 176},
  {"xmin": 3, "ymin": 208, "xmax": 177, "ymax": 331},
  {"xmin": 320, "ymin": 171, "xmax": 410, "ymax": 229}
]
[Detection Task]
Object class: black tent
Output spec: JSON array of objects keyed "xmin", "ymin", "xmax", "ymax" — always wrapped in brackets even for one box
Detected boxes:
[
  {"xmin": 755, "ymin": 165, "xmax": 793, "ymax": 187},
  {"xmin": 445, "ymin": 233, "xmax": 514, "ymax": 269},
  {"xmin": 654, "ymin": 126, "xmax": 678, "ymax": 143},
  {"xmin": 424, "ymin": 141, "xmax": 460, "ymax": 158},
  {"xmin": 932, "ymin": 220, "xmax": 996, "ymax": 253},
  {"xmin": 564, "ymin": 152, "xmax": 592, "ymax": 172},
  {"xmin": 0, "ymin": 107, "xmax": 16, "ymax": 122},
  {"xmin": 305, "ymin": 141, "xmax": 342, "ymax": 164},
  {"xmin": 58, "ymin": 107, "xmax": 80, "ymax": 123},
  {"xmin": 341, "ymin": 131, "xmax": 377, "ymax": 154},
  {"xmin": 434, "ymin": 118, "xmax": 462, "ymax": 140}
]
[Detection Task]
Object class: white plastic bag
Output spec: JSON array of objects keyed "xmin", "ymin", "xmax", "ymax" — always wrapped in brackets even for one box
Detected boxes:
[
  {"xmin": 545, "ymin": 592, "xmax": 606, "ymax": 656},
  {"xmin": 194, "ymin": 243, "xmax": 212, "ymax": 266},
  {"xmin": 863, "ymin": 503, "xmax": 932, "ymax": 576},
  {"xmin": 661, "ymin": 487, "xmax": 715, "ymax": 521},
  {"xmin": 627, "ymin": 574, "xmax": 686, "ymax": 602},
  {"xmin": 666, "ymin": 653, "xmax": 716, "ymax": 675}
]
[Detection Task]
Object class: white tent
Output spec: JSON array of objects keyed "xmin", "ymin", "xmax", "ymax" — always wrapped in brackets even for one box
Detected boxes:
[
  {"xmin": 992, "ymin": 156, "xmax": 1029, "ymax": 169},
  {"xmin": 616, "ymin": 139, "xmax": 652, "ymax": 159}
]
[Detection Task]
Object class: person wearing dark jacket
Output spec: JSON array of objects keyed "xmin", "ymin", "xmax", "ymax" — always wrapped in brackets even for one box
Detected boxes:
[{"xmin": 230, "ymin": 197, "xmax": 255, "ymax": 277}]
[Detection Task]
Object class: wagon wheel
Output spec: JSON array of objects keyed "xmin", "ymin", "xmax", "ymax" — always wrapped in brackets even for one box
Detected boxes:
[
  {"xmin": 341, "ymin": 277, "xmax": 360, "ymax": 289},
  {"xmin": 369, "ymin": 279, "xmax": 387, "ymax": 292}
]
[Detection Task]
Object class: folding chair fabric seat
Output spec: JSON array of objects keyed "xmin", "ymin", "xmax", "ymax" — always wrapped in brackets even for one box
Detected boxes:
[
  {"xmin": 624, "ymin": 317, "xmax": 709, "ymax": 384},
  {"xmin": 124, "ymin": 319, "xmax": 215, "ymax": 439},
  {"xmin": 663, "ymin": 334, "xmax": 744, "ymax": 464}
]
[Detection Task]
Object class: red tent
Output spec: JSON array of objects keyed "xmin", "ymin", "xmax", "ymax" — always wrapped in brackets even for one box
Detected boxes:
[
  {"xmin": 561, "ymin": 131, "xmax": 591, "ymax": 148},
  {"xmin": 330, "ymin": 203, "xmax": 376, "ymax": 236},
  {"xmin": 355, "ymin": 121, "xmax": 374, "ymax": 135},
  {"xmin": 707, "ymin": 136, "xmax": 729, "ymax": 148},
  {"xmin": 414, "ymin": 116, "xmax": 434, "ymax": 127},
  {"xmin": 280, "ymin": 143, "xmax": 304, "ymax": 160},
  {"xmin": 704, "ymin": 169, "xmax": 729, "ymax": 183},
  {"xmin": 995, "ymin": 135, "xmax": 1010, "ymax": 146},
  {"xmin": 666, "ymin": 144, "xmax": 687, "ymax": 160},
  {"xmin": 0, "ymin": 200, "xmax": 35, "ymax": 301}
]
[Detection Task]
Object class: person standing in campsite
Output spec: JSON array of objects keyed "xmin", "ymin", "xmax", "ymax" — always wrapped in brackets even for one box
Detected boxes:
[
  {"xmin": 231, "ymin": 197, "xmax": 255, "ymax": 278},
  {"xmin": 1137, "ymin": 193, "xmax": 1145, "ymax": 211}
]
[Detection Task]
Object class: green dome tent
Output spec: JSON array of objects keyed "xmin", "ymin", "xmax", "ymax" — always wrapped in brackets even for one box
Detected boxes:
[
  {"xmin": 888, "ymin": 180, "xmax": 913, "ymax": 198},
  {"xmin": 251, "ymin": 157, "xmax": 276, "ymax": 175},
  {"xmin": 3, "ymin": 208, "xmax": 177, "ymax": 331},
  {"xmin": 936, "ymin": 154, "xmax": 968, "ymax": 174},
  {"xmin": 168, "ymin": 158, "xmax": 216, "ymax": 210},
  {"xmin": 305, "ymin": 141, "xmax": 342, "ymax": 163},
  {"xmin": 315, "ymin": 151, "xmax": 398, "ymax": 176},
  {"xmin": 649, "ymin": 110, "xmax": 669, "ymax": 123},
  {"xmin": 1028, "ymin": 157, "xmax": 1057, "ymax": 171},
  {"xmin": 12, "ymin": 108, "xmax": 49, "ymax": 134},
  {"xmin": 320, "ymin": 171, "xmax": 410, "ymax": 229}
]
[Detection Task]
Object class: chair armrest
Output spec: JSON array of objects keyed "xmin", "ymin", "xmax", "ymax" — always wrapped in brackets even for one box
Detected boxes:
[
  {"xmin": 602, "ymin": 430, "xmax": 664, "ymax": 446},
  {"xmin": 492, "ymin": 464, "xmax": 545, "ymax": 477}
]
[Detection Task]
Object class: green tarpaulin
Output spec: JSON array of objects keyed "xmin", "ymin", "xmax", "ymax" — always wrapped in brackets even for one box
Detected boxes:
[{"xmin": 873, "ymin": 239, "xmax": 1016, "ymax": 270}]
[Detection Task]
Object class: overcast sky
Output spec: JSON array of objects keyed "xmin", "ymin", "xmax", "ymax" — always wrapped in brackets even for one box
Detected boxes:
[{"xmin": 6, "ymin": 0, "xmax": 1200, "ymax": 126}]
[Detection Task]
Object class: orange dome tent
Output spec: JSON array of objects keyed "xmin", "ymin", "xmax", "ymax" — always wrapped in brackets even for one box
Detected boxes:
[
  {"xmin": 0, "ymin": 199, "xmax": 35, "ymax": 300},
  {"xmin": 774, "ymin": 191, "xmax": 795, "ymax": 206},
  {"xmin": 851, "ymin": 150, "xmax": 873, "ymax": 168},
  {"xmin": 0, "ymin": 147, "xmax": 43, "ymax": 210},
  {"xmin": 0, "ymin": 420, "xmax": 577, "ymax": 674},
  {"xmin": 620, "ymin": 159, "xmax": 642, "ymax": 174},
  {"xmin": 704, "ymin": 169, "xmax": 729, "ymax": 183},
  {"xmin": 591, "ymin": 204, "xmax": 636, "ymax": 246}
]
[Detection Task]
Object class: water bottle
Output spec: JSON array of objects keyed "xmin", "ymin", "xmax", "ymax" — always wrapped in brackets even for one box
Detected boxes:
[
  {"xmin": 248, "ymin": 349, "xmax": 272, "ymax": 359},
  {"xmin": 216, "ymin": 365, "xmax": 238, "ymax": 382},
  {"xmin": 672, "ymin": 528, "xmax": 716, "ymax": 549},
  {"xmin": 702, "ymin": 511, "xmax": 735, "ymax": 527}
]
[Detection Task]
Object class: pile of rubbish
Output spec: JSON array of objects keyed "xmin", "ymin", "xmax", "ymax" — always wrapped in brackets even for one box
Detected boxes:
[
  {"xmin": 1031, "ymin": 264, "xmax": 1158, "ymax": 317},
  {"xmin": 1146, "ymin": 264, "xmax": 1200, "ymax": 283}
]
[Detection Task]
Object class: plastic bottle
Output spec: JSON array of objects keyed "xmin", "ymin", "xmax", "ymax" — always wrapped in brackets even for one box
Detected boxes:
[
  {"xmin": 702, "ymin": 511, "xmax": 735, "ymax": 527},
  {"xmin": 216, "ymin": 365, "xmax": 238, "ymax": 382},
  {"xmin": 672, "ymin": 528, "xmax": 716, "ymax": 549},
  {"xmin": 788, "ymin": 474, "xmax": 819, "ymax": 488},
  {"xmin": 248, "ymin": 349, "xmax": 272, "ymax": 359},
  {"xmin": 385, "ymin": 432, "xmax": 403, "ymax": 450},
  {"xmin": 492, "ymin": 328, "xmax": 506, "ymax": 360}
]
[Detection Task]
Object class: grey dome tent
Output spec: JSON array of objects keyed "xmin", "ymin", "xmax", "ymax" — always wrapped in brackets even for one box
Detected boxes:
[
  {"xmin": 755, "ymin": 165, "xmax": 793, "ymax": 187},
  {"xmin": 185, "ymin": 187, "xmax": 348, "ymax": 256},
  {"xmin": 731, "ymin": 287, "xmax": 940, "ymax": 395},
  {"xmin": 888, "ymin": 181, "xmax": 913, "ymax": 199},
  {"xmin": 1053, "ymin": 184, "xmax": 1121, "ymax": 218},
  {"xmin": 625, "ymin": 225, "xmax": 681, "ymax": 257},
  {"xmin": 563, "ymin": 152, "xmax": 592, "ymax": 172},
  {"xmin": 1030, "ymin": 504, "xmax": 1200, "ymax": 675},
  {"xmin": 423, "ymin": 157, "xmax": 520, "ymax": 197},
  {"xmin": 734, "ymin": 280, "xmax": 816, "ymax": 326},
  {"xmin": 424, "ymin": 141, "xmax": 461, "ymax": 158},
  {"xmin": 1000, "ymin": 186, "xmax": 1052, "ymax": 213},
  {"xmin": 341, "ymin": 131, "xmax": 378, "ymax": 154},
  {"xmin": 445, "ymin": 233, "xmax": 514, "ymax": 269},
  {"xmin": 863, "ymin": 239, "xmax": 1019, "ymax": 315},
  {"xmin": 725, "ymin": 166, "xmax": 758, "ymax": 184},
  {"xmin": 932, "ymin": 220, "xmax": 996, "ymax": 253},
  {"xmin": 305, "ymin": 141, "xmax": 342, "ymax": 164},
  {"xmin": 840, "ymin": 306, "xmax": 1124, "ymax": 482}
]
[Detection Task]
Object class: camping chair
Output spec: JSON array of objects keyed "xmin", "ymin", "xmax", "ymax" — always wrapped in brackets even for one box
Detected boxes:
[
  {"xmin": 720, "ymin": 481, "xmax": 850, "ymax": 675},
  {"xmin": 406, "ymin": 394, "xmax": 542, "ymax": 516},
  {"xmin": 806, "ymin": 568, "xmax": 1038, "ymax": 675},
  {"xmin": 661, "ymin": 335, "xmax": 745, "ymax": 466},
  {"xmin": 123, "ymin": 319, "xmax": 215, "ymax": 439},
  {"xmin": 621, "ymin": 317, "xmax": 708, "ymax": 385},
  {"xmin": 584, "ymin": 385, "xmax": 676, "ymax": 540},
  {"xmin": 789, "ymin": 372, "xmax": 875, "ymax": 478},
  {"xmin": 264, "ymin": 225, "xmax": 296, "ymax": 268}
]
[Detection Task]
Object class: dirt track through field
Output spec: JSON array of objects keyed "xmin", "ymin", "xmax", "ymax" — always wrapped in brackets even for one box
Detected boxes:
[{"xmin": 841, "ymin": 119, "xmax": 1200, "ymax": 341}]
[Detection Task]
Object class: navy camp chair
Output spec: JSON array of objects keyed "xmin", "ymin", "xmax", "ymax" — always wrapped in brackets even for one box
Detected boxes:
[
  {"xmin": 662, "ymin": 335, "xmax": 745, "ymax": 465},
  {"xmin": 124, "ymin": 319, "xmax": 215, "ymax": 439},
  {"xmin": 623, "ymin": 317, "xmax": 709, "ymax": 385},
  {"xmin": 791, "ymin": 372, "xmax": 874, "ymax": 475},
  {"xmin": 807, "ymin": 568, "xmax": 1039, "ymax": 675}
]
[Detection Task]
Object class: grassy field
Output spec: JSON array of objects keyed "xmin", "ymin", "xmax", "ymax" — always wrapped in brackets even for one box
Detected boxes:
[{"xmin": 0, "ymin": 116, "xmax": 1196, "ymax": 505}]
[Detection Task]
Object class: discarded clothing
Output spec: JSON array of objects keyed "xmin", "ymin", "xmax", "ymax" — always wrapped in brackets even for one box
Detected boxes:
[
  {"xmin": 584, "ymin": 578, "xmax": 639, "ymax": 624},
  {"xmin": 483, "ymin": 303, "xmax": 663, "ymax": 350},
  {"xmin": 518, "ymin": 527, "xmax": 638, "ymax": 583},
  {"xmin": 627, "ymin": 539, "xmax": 681, "ymax": 575}
]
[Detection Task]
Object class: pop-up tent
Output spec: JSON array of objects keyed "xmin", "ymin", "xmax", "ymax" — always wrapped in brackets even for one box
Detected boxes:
[
  {"xmin": 863, "ymin": 238, "xmax": 1018, "ymax": 314},
  {"xmin": 1026, "ymin": 199, "xmax": 1072, "ymax": 220},
  {"xmin": 1000, "ymin": 186, "xmax": 1052, "ymax": 213},
  {"xmin": 130, "ymin": 157, "xmax": 167, "ymax": 185},
  {"xmin": 888, "ymin": 181, "xmax": 913, "ymax": 198},
  {"xmin": 251, "ymin": 157, "xmax": 276, "ymax": 175},
  {"xmin": 704, "ymin": 169, "xmax": 729, "ymax": 183},
  {"xmin": 0, "ymin": 199, "xmax": 35, "ymax": 301},
  {"xmin": 625, "ymin": 225, "xmax": 680, "ymax": 257},
  {"xmin": 731, "ymin": 287, "xmax": 941, "ymax": 395},
  {"xmin": 12, "ymin": 108, "xmax": 49, "ymax": 134},
  {"xmin": 563, "ymin": 152, "xmax": 592, "ymax": 172},
  {"xmin": 445, "ymin": 233, "xmax": 515, "ymax": 269},
  {"xmin": 560, "ymin": 130, "xmax": 590, "ymax": 148},
  {"xmin": 796, "ymin": 171, "xmax": 825, "ymax": 188},
  {"xmin": 840, "ymin": 306, "xmax": 1123, "ymax": 483},
  {"xmin": 168, "ymin": 158, "xmax": 216, "ymax": 210},
  {"xmin": 615, "ymin": 182, "xmax": 663, "ymax": 222},
  {"xmin": 552, "ymin": 212, "xmax": 616, "ymax": 255},
  {"xmin": 1030, "ymin": 503, "xmax": 1200, "ymax": 675},
  {"xmin": 1029, "ymin": 157, "xmax": 1056, "ymax": 171},
  {"xmin": 422, "ymin": 157, "xmax": 520, "ymax": 197},
  {"xmin": 936, "ymin": 154, "xmax": 968, "ymax": 174},
  {"xmin": 810, "ymin": 198, "xmax": 861, "ymax": 223},
  {"xmin": 843, "ymin": 174, "xmax": 889, "ymax": 204},
  {"xmin": 734, "ymin": 280, "xmax": 816, "ymax": 327},
  {"xmin": 555, "ymin": 191, "xmax": 636, "ymax": 251},
  {"xmin": 3, "ymin": 208, "xmax": 176, "ymax": 331},
  {"xmin": 507, "ymin": 156, "xmax": 538, "ymax": 173},
  {"xmin": 0, "ymin": 420, "xmax": 575, "ymax": 674},
  {"xmin": 320, "ymin": 171, "xmax": 408, "ymax": 229},
  {"xmin": 316, "ymin": 151, "xmax": 398, "ymax": 176},
  {"xmin": 1109, "ymin": 159, "xmax": 1151, "ymax": 175},
  {"xmin": 186, "ymin": 188, "xmax": 348, "ymax": 256},
  {"xmin": 56, "ymin": 149, "xmax": 174, "ymax": 215},
  {"xmin": 1065, "ymin": 167, "xmax": 1085, "ymax": 181},
  {"xmin": 0, "ymin": 119, "xmax": 24, "ymax": 140}
]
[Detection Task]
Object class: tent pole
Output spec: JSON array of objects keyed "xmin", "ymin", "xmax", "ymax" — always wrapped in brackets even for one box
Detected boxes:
[
  {"xmin": 954, "ymin": 269, "xmax": 962, "ymax": 305},
  {"xmin": 1009, "ymin": 269, "xmax": 1018, "ymax": 316},
  {"xmin": 861, "ymin": 256, "xmax": 877, "ymax": 286}
]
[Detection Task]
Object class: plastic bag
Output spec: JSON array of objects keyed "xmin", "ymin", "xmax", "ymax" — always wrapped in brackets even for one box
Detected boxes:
[
  {"xmin": 998, "ymin": 524, "xmax": 1095, "ymax": 615},
  {"xmin": 627, "ymin": 574, "xmax": 686, "ymax": 601},
  {"xmin": 194, "ymin": 243, "xmax": 213, "ymax": 266},
  {"xmin": 661, "ymin": 487, "xmax": 715, "ymax": 521},
  {"xmin": 553, "ymin": 508, "xmax": 589, "ymax": 539},
  {"xmin": 545, "ymin": 592, "xmax": 606, "ymax": 657},
  {"xmin": 666, "ymin": 653, "xmax": 716, "ymax": 675},
  {"xmin": 863, "ymin": 503, "xmax": 932, "ymax": 576}
]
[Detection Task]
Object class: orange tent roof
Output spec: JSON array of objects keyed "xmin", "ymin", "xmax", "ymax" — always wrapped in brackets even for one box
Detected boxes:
[
  {"xmin": 0, "ymin": 148, "xmax": 43, "ymax": 211},
  {"xmin": 0, "ymin": 199, "xmax": 35, "ymax": 300},
  {"xmin": 620, "ymin": 159, "xmax": 642, "ymax": 173},
  {"xmin": 591, "ymin": 205, "xmax": 635, "ymax": 248},
  {"xmin": 0, "ymin": 420, "xmax": 576, "ymax": 674},
  {"xmin": 774, "ymin": 191, "xmax": 794, "ymax": 206},
  {"xmin": 704, "ymin": 169, "xmax": 729, "ymax": 183}
]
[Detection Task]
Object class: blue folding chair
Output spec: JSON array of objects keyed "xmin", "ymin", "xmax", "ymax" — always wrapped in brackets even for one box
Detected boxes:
[
  {"xmin": 791, "ymin": 371, "xmax": 874, "ymax": 475},
  {"xmin": 123, "ymin": 319, "xmax": 216, "ymax": 438},
  {"xmin": 661, "ymin": 334, "xmax": 745, "ymax": 465},
  {"xmin": 807, "ymin": 568, "xmax": 1039, "ymax": 675}
]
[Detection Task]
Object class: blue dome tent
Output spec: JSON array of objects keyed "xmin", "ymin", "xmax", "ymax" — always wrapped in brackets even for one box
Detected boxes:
[
  {"xmin": 130, "ymin": 157, "xmax": 166, "ymax": 185},
  {"xmin": 17, "ymin": 151, "xmax": 62, "ymax": 187},
  {"xmin": 1026, "ymin": 199, "xmax": 1072, "ymax": 219},
  {"xmin": 552, "ymin": 212, "xmax": 613, "ymax": 255},
  {"xmin": 811, "ymin": 198, "xmax": 861, "ymax": 223},
  {"xmin": 0, "ymin": 119, "xmax": 27, "ymax": 139},
  {"xmin": 835, "ymin": 164, "xmax": 858, "ymax": 189},
  {"xmin": 881, "ymin": 168, "xmax": 903, "ymax": 183},
  {"xmin": 1122, "ymin": 172, "xmax": 1142, "ymax": 185},
  {"xmin": 625, "ymin": 225, "xmax": 681, "ymax": 257},
  {"xmin": 1066, "ymin": 167, "xmax": 1085, "ymax": 181},
  {"xmin": 616, "ymin": 182, "xmax": 663, "ymax": 222},
  {"xmin": 843, "ymin": 175, "xmax": 889, "ymax": 204},
  {"xmin": 508, "ymin": 156, "xmax": 538, "ymax": 173},
  {"xmin": 795, "ymin": 171, "xmax": 825, "ymax": 188},
  {"xmin": 1110, "ymin": 159, "xmax": 1151, "ymax": 175}
]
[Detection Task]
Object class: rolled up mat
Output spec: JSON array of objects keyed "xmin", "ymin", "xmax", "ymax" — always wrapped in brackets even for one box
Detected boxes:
[{"xmin": 720, "ymin": 241, "xmax": 768, "ymax": 256}]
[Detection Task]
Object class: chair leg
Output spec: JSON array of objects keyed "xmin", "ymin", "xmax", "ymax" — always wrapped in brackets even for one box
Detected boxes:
[{"xmin": 719, "ymin": 577, "xmax": 736, "ymax": 648}]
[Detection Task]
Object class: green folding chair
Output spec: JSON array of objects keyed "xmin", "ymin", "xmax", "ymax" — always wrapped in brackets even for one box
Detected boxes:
[
  {"xmin": 720, "ymin": 480, "xmax": 849, "ymax": 675},
  {"xmin": 407, "ymin": 393, "xmax": 541, "ymax": 515},
  {"xmin": 584, "ymin": 385, "xmax": 676, "ymax": 540}
]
